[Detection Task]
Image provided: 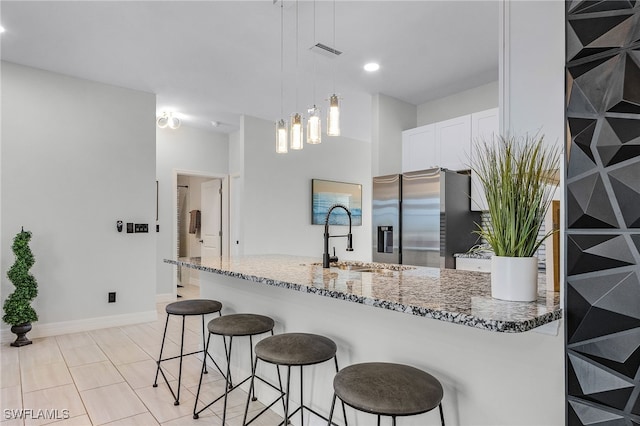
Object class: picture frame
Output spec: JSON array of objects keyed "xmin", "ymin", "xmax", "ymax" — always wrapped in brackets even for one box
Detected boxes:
[{"xmin": 311, "ymin": 179, "xmax": 362, "ymax": 226}]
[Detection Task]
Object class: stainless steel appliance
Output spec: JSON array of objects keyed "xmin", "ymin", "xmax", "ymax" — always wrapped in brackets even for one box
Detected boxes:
[{"xmin": 372, "ymin": 168, "xmax": 480, "ymax": 268}]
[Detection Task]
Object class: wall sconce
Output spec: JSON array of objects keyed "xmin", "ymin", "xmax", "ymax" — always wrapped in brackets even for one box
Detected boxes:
[{"xmin": 157, "ymin": 112, "xmax": 181, "ymax": 129}]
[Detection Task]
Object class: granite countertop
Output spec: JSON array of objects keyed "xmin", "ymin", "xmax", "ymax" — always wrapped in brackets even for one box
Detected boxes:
[{"xmin": 165, "ymin": 255, "xmax": 561, "ymax": 333}]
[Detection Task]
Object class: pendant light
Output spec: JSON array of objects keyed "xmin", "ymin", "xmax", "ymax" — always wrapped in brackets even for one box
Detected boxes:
[
  {"xmin": 290, "ymin": 0, "xmax": 304, "ymax": 150},
  {"xmin": 290, "ymin": 113, "xmax": 304, "ymax": 150},
  {"xmin": 307, "ymin": 0, "xmax": 321, "ymax": 144},
  {"xmin": 275, "ymin": 1, "xmax": 288, "ymax": 153},
  {"xmin": 307, "ymin": 106, "xmax": 321, "ymax": 144},
  {"xmin": 327, "ymin": 94, "xmax": 340, "ymax": 136},
  {"xmin": 327, "ymin": 0, "xmax": 340, "ymax": 137},
  {"xmin": 276, "ymin": 119, "xmax": 288, "ymax": 154}
]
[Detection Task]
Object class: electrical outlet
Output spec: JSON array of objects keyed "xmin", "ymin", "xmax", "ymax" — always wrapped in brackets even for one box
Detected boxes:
[{"xmin": 108, "ymin": 292, "xmax": 116, "ymax": 303}]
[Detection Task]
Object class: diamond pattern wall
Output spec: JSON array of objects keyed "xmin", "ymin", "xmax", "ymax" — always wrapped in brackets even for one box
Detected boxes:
[{"xmin": 566, "ymin": 2, "xmax": 640, "ymax": 424}]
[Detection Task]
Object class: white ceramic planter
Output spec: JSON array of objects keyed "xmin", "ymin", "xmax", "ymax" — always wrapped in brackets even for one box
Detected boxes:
[{"xmin": 491, "ymin": 256, "xmax": 539, "ymax": 302}]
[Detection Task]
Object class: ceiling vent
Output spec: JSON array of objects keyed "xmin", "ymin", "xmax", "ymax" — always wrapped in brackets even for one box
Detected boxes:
[{"xmin": 310, "ymin": 43, "xmax": 343, "ymax": 58}]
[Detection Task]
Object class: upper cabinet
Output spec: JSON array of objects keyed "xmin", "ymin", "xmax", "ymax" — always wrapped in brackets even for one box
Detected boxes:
[
  {"xmin": 435, "ymin": 115, "xmax": 472, "ymax": 171},
  {"xmin": 470, "ymin": 108, "xmax": 499, "ymax": 211},
  {"xmin": 401, "ymin": 107, "xmax": 499, "ymax": 211},
  {"xmin": 401, "ymin": 115, "xmax": 471, "ymax": 173},
  {"xmin": 401, "ymin": 124, "xmax": 437, "ymax": 173}
]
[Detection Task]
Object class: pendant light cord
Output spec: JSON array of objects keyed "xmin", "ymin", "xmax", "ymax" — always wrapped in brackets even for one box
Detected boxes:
[
  {"xmin": 312, "ymin": 0, "xmax": 317, "ymax": 102},
  {"xmin": 280, "ymin": 1, "xmax": 284, "ymax": 119},
  {"xmin": 332, "ymin": 0, "xmax": 336, "ymax": 93},
  {"xmin": 295, "ymin": 0, "xmax": 299, "ymax": 112}
]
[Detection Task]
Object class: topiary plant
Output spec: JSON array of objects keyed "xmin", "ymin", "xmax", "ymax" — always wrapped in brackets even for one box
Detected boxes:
[{"xmin": 3, "ymin": 228, "xmax": 38, "ymax": 327}]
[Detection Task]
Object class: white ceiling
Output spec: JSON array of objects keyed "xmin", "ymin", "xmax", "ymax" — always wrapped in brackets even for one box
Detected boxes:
[{"xmin": 0, "ymin": 1, "xmax": 499, "ymax": 141}]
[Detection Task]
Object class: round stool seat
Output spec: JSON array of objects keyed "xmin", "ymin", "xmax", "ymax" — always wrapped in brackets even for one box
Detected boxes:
[
  {"xmin": 255, "ymin": 333, "xmax": 337, "ymax": 366},
  {"xmin": 333, "ymin": 362, "xmax": 443, "ymax": 417},
  {"xmin": 166, "ymin": 299, "xmax": 222, "ymax": 316},
  {"xmin": 208, "ymin": 314, "xmax": 275, "ymax": 337}
]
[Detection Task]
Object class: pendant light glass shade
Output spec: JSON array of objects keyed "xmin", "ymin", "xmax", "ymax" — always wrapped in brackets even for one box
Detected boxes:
[
  {"xmin": 290, "ymin": 113, "xmax": 304, "ymax": 150},
  {"xmin": 327, "ymin": 94, "xmax": 340, "ymax": 137},
  {"xmin": 307, "ymin": 106, "xmax": 322, "ymax": 144},
  {"xmin": 276, "ymin": 119, "xmax": 288, "ymax": 154}
]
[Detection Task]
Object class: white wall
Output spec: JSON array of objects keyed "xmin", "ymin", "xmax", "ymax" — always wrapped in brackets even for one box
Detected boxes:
[
  {"xmin": 1, "ymin": 62, "xmax": 157, "ymax": 337},
  {"xmin": 155, "ymin": 125, "xmax": 228, "ymax": 297},
  {"xmin": 417, "ymin": 81, "xmax": 499, "ymax": 126},
  {"xmin": 372, "ymin": 94, "xmax": 417, "ymax": 176},
  {"xmin": 228, "ymin": 130, "xmax": 244, "ymax": 257},
  {"xmin": 240, "ymin": 115, "xmax": 372, "ymax": 262},
  {"xmin": 501, "ymin": 0, "xmax": 564, "ymax": 148}
]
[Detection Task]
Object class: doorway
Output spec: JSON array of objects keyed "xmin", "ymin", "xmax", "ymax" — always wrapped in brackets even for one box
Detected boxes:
[{"xmin": 175, "ymin": 172, "xmax": 228, "ymax": 298}]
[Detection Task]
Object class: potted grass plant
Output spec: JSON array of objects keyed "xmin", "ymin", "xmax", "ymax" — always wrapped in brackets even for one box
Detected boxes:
[{"xmin": 471, "ymin": 133, "xmax": 560, "ymax": 302}]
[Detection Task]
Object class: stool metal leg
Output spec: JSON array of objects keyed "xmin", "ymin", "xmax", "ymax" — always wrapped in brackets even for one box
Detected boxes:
[
  {"xmin": 439, "ymin": 403, "xmax": 445, "ymax": 426},
  {"xmin": 300, "ymin": 365, "xmax": 304, "ymax": 426},
  {"xmin": 284, "ymin": 366, "xmax": 292, "ymax": 425},
  {"xmin": 220, "ymin": 336, "xmax": 234, "ymax": 426},
  {"xmin": 334, "ymin": 356, "xmax": 348, "ymax": 426},
  {"xmin": 327, "ymin": 393, "xmax": 337, "ymax": 425},
  {"xmin": 242, "ymin": 357, "xmax": 258, "ymax": 426},
  {"xmin": 174, "ymin": 314, "xmax": 186, "ymax": 405},
  {"xmin": 249, "ymin": 335, "xmax": 257, "ymax": 401},
  {"xmin": 153, "ymin": 313, "xmax": 170, "ymax": 388},
  {"xmin": 192, "ymin": 332, "xmax": 213, "ymax": 419},
  {"xmin": 201, "ymin": 314, "xmax": 208, "ymax": 374}
]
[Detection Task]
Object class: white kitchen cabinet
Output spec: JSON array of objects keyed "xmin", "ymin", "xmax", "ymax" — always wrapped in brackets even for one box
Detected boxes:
[
  {"xmin": 455, "ymin": 256, "xmax": 491, "ymax": 272},
  {"xmin": 470, "ymin": 108, "xmax": 499, "ymax": 211},
  {"xmin": 401, "ymin": 124, "xmax": 437, "ymax": 172},
  {"xmin": 435, "ymin": 114, "xmax": 471, "ymax": 171}
]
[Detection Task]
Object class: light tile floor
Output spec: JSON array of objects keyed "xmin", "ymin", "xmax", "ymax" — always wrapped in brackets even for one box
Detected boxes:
[{"xmin": 0, "ymin": 285, "xmax": 283, "ymax": 426}]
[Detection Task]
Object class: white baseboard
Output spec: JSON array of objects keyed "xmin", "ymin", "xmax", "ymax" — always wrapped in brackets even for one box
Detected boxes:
[
  {"xmin": 0, "ymin": 310, "xmax": 158, "ymax": 343},
  {"xmin": 156, "ymin": 293, "xmax": 176, "ymax": 303}
]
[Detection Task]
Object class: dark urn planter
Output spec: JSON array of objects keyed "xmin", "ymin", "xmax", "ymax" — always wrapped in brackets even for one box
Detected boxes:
[{"xmin": 10, "ymin": 323, "xmax": 32, "ymax": 347}]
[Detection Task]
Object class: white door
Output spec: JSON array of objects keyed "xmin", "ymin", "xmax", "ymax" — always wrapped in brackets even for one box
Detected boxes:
[{"xmin": 201, "ymin": 179, "xmax": 222, "ymax": 260}]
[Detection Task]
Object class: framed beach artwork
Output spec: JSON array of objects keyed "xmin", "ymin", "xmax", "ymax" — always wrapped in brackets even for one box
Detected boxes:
[{"xmin": 311, "ymin": 179, "xmax": 362, "ymax": 226}]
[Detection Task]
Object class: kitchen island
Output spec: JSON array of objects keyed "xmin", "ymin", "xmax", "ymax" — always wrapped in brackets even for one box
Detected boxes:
[{"xmin": 165, "ymin": 255, "xmax": 564, "ymax": 425}]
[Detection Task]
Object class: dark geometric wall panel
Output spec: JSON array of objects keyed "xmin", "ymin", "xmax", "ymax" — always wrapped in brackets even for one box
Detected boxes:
[
  {"xmin": 567, "ymin": 234, "xmax": 635, "ymax": 275},
  {"xmin": 567, "ymin": 272, "xmax": 640, "ymax": 343},
  {"xmin": 609, "ymin": 162, "xmax": 640, "ymax": 227},
  {"xmin": 566, "ymin": 3, "xmax": 640, "ymax": 425},
  {"xmin": 567, "ymin": 173, "xmax": 619, "ymax": 228},
  {"xmin": 597, "ymin": 116, "xmax": 640, "ymax": 166}
]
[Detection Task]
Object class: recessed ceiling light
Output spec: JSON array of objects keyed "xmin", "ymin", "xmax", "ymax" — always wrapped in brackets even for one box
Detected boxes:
[
  {"xmin": 0, "ymin": 26, "xmax": 6, "ymax": 34},
  {"xmin": 364, "ymin": 62, "xmax": 380, "ymax": 72}
]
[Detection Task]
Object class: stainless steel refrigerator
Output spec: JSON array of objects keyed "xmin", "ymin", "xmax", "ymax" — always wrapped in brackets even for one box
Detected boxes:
[{"xmin": 372, "ymin": 168, "xmax": 481, "ymax": 268}]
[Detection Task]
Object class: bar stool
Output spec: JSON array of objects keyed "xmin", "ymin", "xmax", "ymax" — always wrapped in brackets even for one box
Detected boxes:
[
  {"xmin": 242, "ymin": 332, "xmax": 347, "ymax": 426},
  {"xmin": 328, "ymin": 362, "xmax": 445, "ymax": 426},
  {"xmin": 193, "ymin": 313, "xmax": 276, "ymax": 425},
  {"xmin": 153, "ymin": 299, "xmax": 224, "ymax": 406}
]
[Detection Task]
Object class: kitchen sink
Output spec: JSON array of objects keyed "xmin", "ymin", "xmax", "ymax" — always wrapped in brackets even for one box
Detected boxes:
[{"xmin": 311, "ymin": 261, "xmax": 415, "ymax": 274}]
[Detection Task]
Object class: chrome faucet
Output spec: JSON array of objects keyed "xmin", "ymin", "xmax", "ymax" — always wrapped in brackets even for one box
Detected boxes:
[{"xmin": 323, "ymin": 204, "xmax": 354, "ymax": 268}]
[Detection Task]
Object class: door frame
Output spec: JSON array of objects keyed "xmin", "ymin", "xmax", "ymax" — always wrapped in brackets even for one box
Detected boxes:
[{"xmin": 172, "ymin": 169, "xmax": 229, "ymax": 298}]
